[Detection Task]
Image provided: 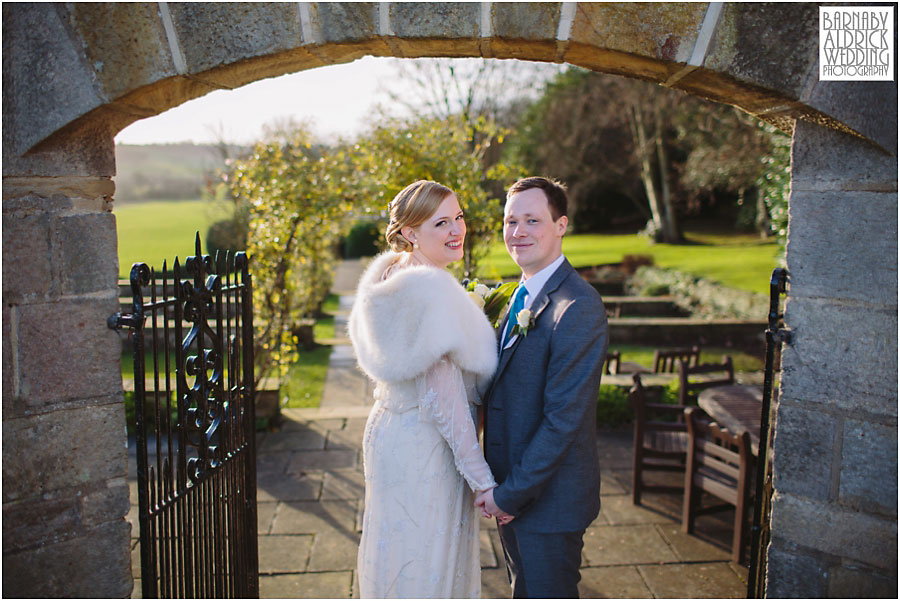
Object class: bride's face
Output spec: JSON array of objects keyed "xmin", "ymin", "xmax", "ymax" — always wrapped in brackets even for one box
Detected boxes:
[{"xmin": 404, "ymin": 194, "xmax": 466, "ymax": 268}]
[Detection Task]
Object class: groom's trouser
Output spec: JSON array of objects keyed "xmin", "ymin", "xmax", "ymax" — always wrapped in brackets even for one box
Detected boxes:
[{"xmin": 498, "ymin": 523, "xmax": 584, "ymax": 598}]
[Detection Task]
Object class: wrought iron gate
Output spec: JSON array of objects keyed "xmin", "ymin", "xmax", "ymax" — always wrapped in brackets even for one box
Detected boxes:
[
  {"xmin": 109, "ymin": 234, "xmax": 259, "ymax": 598},
  {"xmin": 747, "ymin": 267, "xmax": 790, "ymax": 598}
]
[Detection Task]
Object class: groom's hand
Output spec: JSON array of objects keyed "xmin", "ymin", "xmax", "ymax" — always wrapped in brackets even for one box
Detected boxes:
[{"xmin": 475, "ymin": 489, "xmax": 512, "ymax": 521}]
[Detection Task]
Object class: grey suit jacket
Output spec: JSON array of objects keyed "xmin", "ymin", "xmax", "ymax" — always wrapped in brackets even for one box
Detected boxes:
[{"xmin": 484, "ymin": 259, "xmax": 608, "ymax": 533}]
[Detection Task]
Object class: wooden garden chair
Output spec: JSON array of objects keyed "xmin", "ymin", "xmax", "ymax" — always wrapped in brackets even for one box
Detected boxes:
[
  {"xmin": 653, "ymin": 345, "xmax": 701, "ymax": 373},
  {"xmin": 629, "ymin": 374, "xmax": 690, "ymax": 505},
  {"xmin": 682, "ymin": 407, "xmax": 754, "ymax": 564},
  {"xmin": 677, "ymin": 355, "xmax": 734, "ymax": 405}
]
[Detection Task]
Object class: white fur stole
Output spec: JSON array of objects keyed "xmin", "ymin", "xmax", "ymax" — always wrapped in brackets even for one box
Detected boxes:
[{"xmin": 348, "ymin": 252, "xmax": 498, "ymax": 389}]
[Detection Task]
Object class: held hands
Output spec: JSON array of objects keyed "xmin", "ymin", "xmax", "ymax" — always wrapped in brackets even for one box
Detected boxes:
[{"xmin": 475, "ymin": 488, "xmax": 514, "ymax": 525}]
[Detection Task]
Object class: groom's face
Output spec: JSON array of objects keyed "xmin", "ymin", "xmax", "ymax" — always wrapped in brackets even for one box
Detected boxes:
[{"xmin": 503, "ymin": 188, "xmax": 567, "ymax": 278}]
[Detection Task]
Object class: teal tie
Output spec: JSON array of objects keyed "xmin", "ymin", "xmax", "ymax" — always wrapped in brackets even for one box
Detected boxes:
[{"xmin": 503, "ymin": 284, "xmax": 528, "ymax": 347}]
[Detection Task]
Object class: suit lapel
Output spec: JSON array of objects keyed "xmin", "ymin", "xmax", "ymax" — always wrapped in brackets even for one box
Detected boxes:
[{"xmin": 490, "ymin": 260, "xmax": 575, "ymax": 394}]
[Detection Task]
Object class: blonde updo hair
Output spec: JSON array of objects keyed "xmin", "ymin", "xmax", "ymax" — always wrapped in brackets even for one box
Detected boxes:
[{"xmin": 385, "ymin": 180, "xmax": 454, "ymax": 252}]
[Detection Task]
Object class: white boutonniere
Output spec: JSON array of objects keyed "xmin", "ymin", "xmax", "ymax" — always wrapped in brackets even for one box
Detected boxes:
[{"xmin": 514, "ymin": 308, "xmax": 535, "ymax": 337}]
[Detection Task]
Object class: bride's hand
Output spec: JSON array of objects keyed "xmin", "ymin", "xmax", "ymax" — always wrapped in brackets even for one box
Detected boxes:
[
  {"xmin": 475, "ymin": 487, "xmax": 495, "ymax": 519},
  {"xmin": 497, "ymin": 515, "xmax": 514, "ymax": 526}
]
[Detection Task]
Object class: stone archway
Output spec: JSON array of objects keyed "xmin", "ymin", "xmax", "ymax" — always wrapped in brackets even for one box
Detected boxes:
[{"xmin": 3, "ymin": 3, "xmax": 896, "ymax": 597}]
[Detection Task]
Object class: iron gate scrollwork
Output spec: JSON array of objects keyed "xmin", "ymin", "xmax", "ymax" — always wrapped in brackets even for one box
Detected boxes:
[
  {"xmin": 110, "ymin": 234, "xmax": 259, "ymax": 598},
  {"xmin": 747, "ymin": 267, "xmax": 790, "ymax": 598}
]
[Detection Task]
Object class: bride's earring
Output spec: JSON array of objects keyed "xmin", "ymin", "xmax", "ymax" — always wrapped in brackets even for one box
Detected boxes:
[{"xmin": 413, "ymin": 240, "xmax": 419, "ymax": 249}]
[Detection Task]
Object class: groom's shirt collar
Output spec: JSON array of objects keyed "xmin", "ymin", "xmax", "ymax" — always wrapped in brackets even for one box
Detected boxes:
[{"xmin": 519, "ymin": 253, "xmax": 566, "ymax": 310}]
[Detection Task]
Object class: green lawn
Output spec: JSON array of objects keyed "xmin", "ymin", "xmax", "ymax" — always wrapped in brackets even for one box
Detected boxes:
[
  {"xmin": 479, "ymin": 231, "xmax": 780, "ymax": 296},
  {"xmin": 115, "ymin": 199, "xmax": 230, "ymax": 277},
  {"xmin": 610, "ymin": 344, "xmax": 764, "ymax": 373}
]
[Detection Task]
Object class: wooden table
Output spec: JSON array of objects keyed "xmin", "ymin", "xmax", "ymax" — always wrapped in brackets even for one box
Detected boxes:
[
  {"xmin": 602, "ymin": 372, "xmax": 678, "ymax": 388},
  {"xmin": 698, "ymin": 384, "xmax": 764, "ymax": 455}
]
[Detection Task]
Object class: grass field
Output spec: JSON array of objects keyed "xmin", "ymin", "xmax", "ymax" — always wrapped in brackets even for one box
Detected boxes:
[
  {"xmin": 115, "ymin": 199, "xmax": 230, "ymax": 277},
  {"xmin": 480, "ymin": 231, "xmax": 780, "ymax": 296},
  {"xmin": 117, "ymin": 199, "xmax": 779, "ymax": 293}
]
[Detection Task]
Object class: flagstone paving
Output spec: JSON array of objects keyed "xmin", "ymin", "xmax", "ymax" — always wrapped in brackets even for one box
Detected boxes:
[{"xmin": 127, "ymin": 259, "xmax": 750, "ymax": 598}]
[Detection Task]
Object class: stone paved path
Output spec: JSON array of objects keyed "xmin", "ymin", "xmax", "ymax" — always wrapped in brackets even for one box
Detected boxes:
[{"xmin": 128, "ymin": 258, "xmax": 750, "ymax": 598}]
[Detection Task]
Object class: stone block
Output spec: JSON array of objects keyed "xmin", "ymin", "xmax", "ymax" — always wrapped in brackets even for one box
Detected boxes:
[
  {"xmin": 65, "ymin": 3, "xmax": 176, "ymax": 100},
  {"xmin": 259, "ymin": 427, "xmax": 326, "ymax": 452},
  {"xmin": 480, "ymin": 526, "xmax": 497, "ymax": 569},
  {"xmin": 16, "ymin": 297, "xmax": 123, "ymax": 406},
  {"xmin": 781, "ymin": 297, "xmax": 897, "ymax": 412},
  {"xmin": 481, "ymin": 563, "xmax": 512, "ymax": 598},
  {"xmin": 639, "ymin": 562, "xmax": 747, "ymax": 598},
  {"xmin": 2, "ymin": 307, "xmax": 15, "ymax": 401},
  {"xmin": 582, "ymin": 524, "xmax": 677, "ymax": 566},
  {"xmin": 54, "ymin": 211, "xmax": 119, "ymax": 296},
  {"xmin": 1, "ymin": 211, "xmax": 54, "ymax": 303},
  {"xmin": 598, "ymin": 493, "xmax": 676, "ymax": 526},
  {"xmin": 258, "ymin": 533, "xmax": 313, "ymax": 574},
  {"xmin": 2, "ymin": 4, "xmax": 104, "ymax": 154},
  {"xmin": 790, "ymin": 120, "xmax": 898, "ymax": 192},
  {"xmin": 81, "ymin": 479, "xmax": 131, "ymax": 528},
  {"xmin": 259, "ymin": 571, "xmax": 352, "ymax": 599},
  {"xmin": 2, "ymin": 119, "xmax": 118, "ymax": 178},
  {"xmin": 578, "ymin": 566, "xmax": 651, "ymax": 598},
  {"xmin": 764, "ymin": 539, "xmax": 828, "ymax": 597},
  {"xmin": 312, "ymin": 3, "xmax": 377, "ymax": 44},
  {"xmin": 829, "ymin": 562, "xmax": 898, "ymax": 598},
  {"xmin": 770, "ymin": 492, "xmax": 897, "ymax": 570},
  {"xmin": 786, "ymin": 190, "xmax": 897, "ymax": 305},
  {"xmin": 390, "ymin": 2, "xmax": 479, "ymax": 39},
  {"xmin": 167, "ymin": 3, "xmax": 302, "ymax": 75},
  {"xmin": 655, "ymin": 523, "xmax": 731, "ymax": 563},
  {"xmin": 2, "ymin": 519, "xmax": 132, "ymax": 598},
  {"xmin": 804, "ymin": 80, "xmax": 898, "ymax": 155},
  {"xmin": 257, "ymin": 469, "xmax": 323, "ymax": 503},
  {"xmin": 840, "ymin": 419, "xmax": 898, "ymax": 514},
  {"xmin": 270, "ymin": 500, "xmax": 358, "ymax": 535},
  {"xmin": 704, "ymin": 4, "xmax": 819, "ymax": 103},
  {"xmin": 112, "ymin": 73, "xmax": 222, "ymax": 121},
  {"xmin": 4, "ymin": 176, "xmax": 116, "ymax": 206},
  {"xmin": 492, "ymin": 3, "xmax": 560, "ymax": 41},
  {"xmin": 257, "ymin": 501, "xmax": 278, "ymax": 535},
  {"xmin": 321, "ymin": 468, "xmax": 365, "ymax": 501},
  {"xmin": 307, "ymin": 530, "xmax": 360, "ymax": 572},
  {"xmin": 287, "ymin": 449, "xmax": 358, "ymax": 472},
  {"xmin": 771, "ymin": 404, "xmax": 838, "ymax": 502},
  {"xmin": 2, "ymin": 495, "xmax": 82, "ymax": 554},
  {"xmin": 256, "ymin": 449, "xmax": 292, "ymax": 474},
  {"xmin": 569, "ymin": 3, "xmax": 706, "ymax": 65},
  {"xmin": 2, "ymin": 403, "xmax": 128, "ymax": 503}
]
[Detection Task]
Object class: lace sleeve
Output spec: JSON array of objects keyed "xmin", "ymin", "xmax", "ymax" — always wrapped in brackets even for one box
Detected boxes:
[{"xmin": 417, "ymin": 358, "xmax": 497, "ymax": 493}]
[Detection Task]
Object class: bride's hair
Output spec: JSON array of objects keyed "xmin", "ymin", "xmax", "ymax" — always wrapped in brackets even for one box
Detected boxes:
[{"xmin": 385, "ymin": 180, "xmax": 454, "ymax": 252}]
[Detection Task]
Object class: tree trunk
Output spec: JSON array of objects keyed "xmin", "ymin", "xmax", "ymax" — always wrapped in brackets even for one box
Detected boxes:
[
  {"xmin": 754, "ymin": 186, "xmax": 771, "ymax": 238},
  {"xmin": 653, "ymin": 102, "xmax": 680, "ymax": 243},
  {"xmin": 628, "ymin": 103, "xmax": 665, "ymax": 238}
]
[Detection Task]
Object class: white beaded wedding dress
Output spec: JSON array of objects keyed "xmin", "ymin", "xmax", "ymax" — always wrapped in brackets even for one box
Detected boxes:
[{"xmin": 349, "ymin": 252, "xmax": 499, "ymax": 598}]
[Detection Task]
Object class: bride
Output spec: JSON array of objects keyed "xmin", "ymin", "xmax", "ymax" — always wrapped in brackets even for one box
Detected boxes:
[{"xmin": 349, "ymin": 180, "xmax": 500, "ymax": 598}]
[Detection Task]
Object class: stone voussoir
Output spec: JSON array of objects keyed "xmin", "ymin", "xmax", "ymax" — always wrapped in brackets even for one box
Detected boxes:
[{"xmin": 770, "ymin": 491, "xmax": 898, "ymax": 570}]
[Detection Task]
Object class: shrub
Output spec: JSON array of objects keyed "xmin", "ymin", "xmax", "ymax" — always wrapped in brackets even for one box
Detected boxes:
[
  {"xmin": 596, "ymin": 384, "xmax": 632, "ymax": 427},
  {"xmin": 206, "ymin": 218, "xmax": 247, "ymax": 261},
  {"xmin": 344, "ymin": 221, "xmax": 383, "ymax": 258},
  {"xmin": 621, "ymin": 254, "xmax": 654, "ymax": 275}
]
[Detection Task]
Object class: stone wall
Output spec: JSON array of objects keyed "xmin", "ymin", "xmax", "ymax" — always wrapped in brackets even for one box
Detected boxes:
[
  {"xmin": 771, "ymin": 110, "xmax": 898, "ymax": 597},
  {"xmin": 2, "ymin": 173, "xmax": 132, "ymax": 596},
  {"xmin": 2, "ymin": 2, "xmax": 897, "ymax": 597}
]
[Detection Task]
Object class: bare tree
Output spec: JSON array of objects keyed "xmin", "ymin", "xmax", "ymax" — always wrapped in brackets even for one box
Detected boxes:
[{"xmin": 377, "ymin": 58, "xmax": 564, "ymax": 127}]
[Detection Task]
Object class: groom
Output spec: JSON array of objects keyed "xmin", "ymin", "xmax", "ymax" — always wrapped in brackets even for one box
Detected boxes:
[{"xmin": 476, "ymin": 177, "xmax": 608, "ymax": 598}]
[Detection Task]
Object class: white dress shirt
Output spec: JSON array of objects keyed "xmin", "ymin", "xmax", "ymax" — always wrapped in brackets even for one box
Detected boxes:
[{"xmin": 502, "ymin": 253, "xmax": 566, "ymax": 349}]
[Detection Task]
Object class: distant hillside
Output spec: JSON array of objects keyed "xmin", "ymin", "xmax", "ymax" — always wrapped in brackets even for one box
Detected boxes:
[{"xmin": 114, "ymin": 143, "xmax": 249, "ymax": 203}]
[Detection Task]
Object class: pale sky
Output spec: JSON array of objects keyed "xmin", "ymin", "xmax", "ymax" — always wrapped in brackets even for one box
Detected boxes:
[
  {"xmin": 114, "ymin": 56, "xmax": 407, "ymax": 146},
  {"xmin": 114, "ymin": 56, "xmax": 564, "ymax": 146}
]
